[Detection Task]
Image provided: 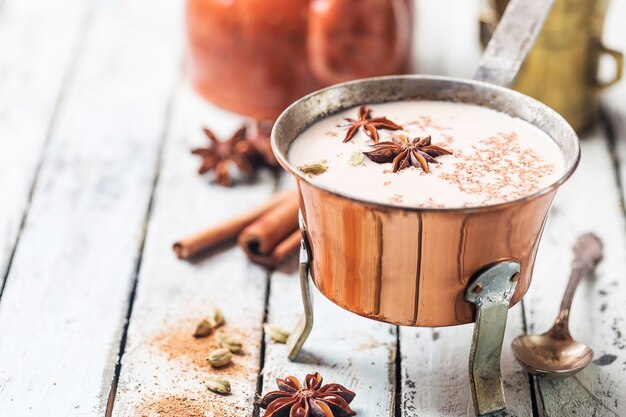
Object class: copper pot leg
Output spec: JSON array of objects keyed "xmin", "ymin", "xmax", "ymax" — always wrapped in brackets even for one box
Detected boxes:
[
  {"xmin": 287, "ymin": 211, "xmax": 314, "ymax": 361},
  {"xmin": 464, "ymin": 260, "xmax": 521, "ymax": 416}
]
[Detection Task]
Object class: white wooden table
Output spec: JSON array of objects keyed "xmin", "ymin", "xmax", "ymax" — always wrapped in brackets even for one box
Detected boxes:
[{"xmin": 1, "ymin": 1, "xmax": 625, "ymax": 416}]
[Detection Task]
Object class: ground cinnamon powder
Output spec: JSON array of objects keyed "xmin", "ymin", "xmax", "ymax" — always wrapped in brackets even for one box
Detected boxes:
[
  {"xmin": 133, "ymin": 319, "xmax": 260, "ymax": 416},
  {"xmin": 137, "ymin": 395, "xmax": 250, "ymax": 417},
  {"xmin": 153, "ymin": 322, "xmax": 256, "ymax": 377},
  {"xmin": 137, "ymin": 396, "xmax": 206, "ymax": 417}
]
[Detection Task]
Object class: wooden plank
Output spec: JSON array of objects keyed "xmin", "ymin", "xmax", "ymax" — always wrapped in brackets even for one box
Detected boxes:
[
  {"xmin": 526, "ymin": 129, "xmax": 626, "ymax": 416},
  {"xmin": 0, "ymin": 0, "xmax": 91, "ymax": 290},
  {"xmin": 0, "ymin": 0, "xmax": 183, "ymax": 414},
  {"xmin": 400, "ymin": 309, "xmax": 534, "ymax": 417},
  {"xmin": 262, "ymin": 266, "xmax": 398, "ymax": 417},
  {"xmin": 111, "ymin": 86, "xmax": 276, "ymax": 416}
]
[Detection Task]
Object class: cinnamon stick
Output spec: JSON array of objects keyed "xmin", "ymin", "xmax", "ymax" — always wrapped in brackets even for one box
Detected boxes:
[
  {"xmin": 244, "ymin": 230, "xmax": 301, "ymax": 268},
  {"xmin": 173, "ymin": 190, "xmax": 296, "ymax": 259},
  {"xmin": 238, "ymin": 194, "xmax": 299, "ymax": 257}
]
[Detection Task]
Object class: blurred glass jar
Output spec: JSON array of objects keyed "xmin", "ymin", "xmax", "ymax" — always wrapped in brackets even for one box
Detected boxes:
[
  {"xmin": 186, "ymin": 0, "xmax": 413, "ymax": 120},
  {"xmin": 481, "ymin": 0, "xmax": 623, "ymax": 133}
]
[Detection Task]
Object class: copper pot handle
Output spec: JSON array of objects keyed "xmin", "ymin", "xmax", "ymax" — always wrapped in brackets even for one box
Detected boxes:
[
  {"xmin": 594, "ymin": 42, "xmax": 624, "ymax": 90},
  {"xmin": 306, "ymin": 0, "xmax": 411, "ymax": 85},
  {"xmin": 465, "ymin": 260, "xmax": 521, "ymax": 416},
  {"xmin": 474, "ymin": 0, "xmax": 554, "ymax": 88},
  {"xmin": 286, "ymin": 211, "xmax": 314, "ymax": 361}
]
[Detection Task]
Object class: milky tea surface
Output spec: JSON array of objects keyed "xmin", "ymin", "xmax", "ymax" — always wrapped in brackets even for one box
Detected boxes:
[{"xmin": 288, "ymin": 101, "xmax": 565, "ymax": 208}]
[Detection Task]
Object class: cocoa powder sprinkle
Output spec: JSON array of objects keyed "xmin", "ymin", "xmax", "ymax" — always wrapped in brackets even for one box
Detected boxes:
[
  {"xmin": 439, "ymin": 131, "xmax": 555, "ymax": 205},
  {"xmin": 406, "ymin": 115, "xmax": 451, "ymax": 131}
]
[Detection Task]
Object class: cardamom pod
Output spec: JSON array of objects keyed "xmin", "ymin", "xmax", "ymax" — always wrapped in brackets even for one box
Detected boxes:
[
  {"xmin": 348, "ymin": 152, "xmax": 365, "ymax": 166},
  {"xmin": 193, "ymin": 319, "xmax": 213, "ymax": 338},
  {"xmin": 298, "ymin": 163, "xmax": 328, "ymax": 176},
  {"xmin": 264, "ymin": 323, "xmax": 290, "ymax": 344},
  {"xmin": 205, "ymin": 375, "xmax": 231, "ymax": 395},
  {"xmin": 208, "ymin": 348, "xmax": 232, "ymax": 367},
  {"xmin": 216, "ymin": 330, "xmax": 243, "ymax": 353},
  {"xmin": 207, "ymin": 308, "xmax": 225, "ymax": 328}
]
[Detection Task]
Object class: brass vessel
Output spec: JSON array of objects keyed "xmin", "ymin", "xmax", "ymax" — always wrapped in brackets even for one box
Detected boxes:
[{"xmin": 481, "ymin": 0, "xmax": 623, "ymax": 132}]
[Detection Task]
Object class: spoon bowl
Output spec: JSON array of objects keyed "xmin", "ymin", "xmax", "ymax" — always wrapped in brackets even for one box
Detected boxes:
[
  {"xmin": 511, "ymin": 333, "xmax": 594, "ymax": 378},
  {"xmin": 511, "ymin": 233, "xmax": 602, "ymax": 378}
]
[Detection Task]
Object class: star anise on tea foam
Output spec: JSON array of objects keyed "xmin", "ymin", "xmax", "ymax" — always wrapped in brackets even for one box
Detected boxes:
[
  {"xmin": 191, "ymin": 126, "xmax": 260, "ymax": 187},
  {"xmin": 341, "ymin": 105, "xmax": 402, "ymax": 143},
  {"xmin": 364, "ymin": 134, "xmax": 452, "ymax": 173},
  {"xmin": 257, "ymin": 372, "xmax": 356, "ymax": 417}
]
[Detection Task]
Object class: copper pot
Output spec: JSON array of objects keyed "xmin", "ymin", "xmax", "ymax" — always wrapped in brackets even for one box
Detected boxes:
[
  {"xmin": 185, "ymin": 0, "xmax": 413, "ymax": 120},
  {"xmin": 272, "ymin": 75, "xmax": 580, "ymax": 327}
]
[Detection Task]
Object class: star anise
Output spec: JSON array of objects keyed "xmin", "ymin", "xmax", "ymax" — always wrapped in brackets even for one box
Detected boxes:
[
  {"xmin": 248, "ymin": 120, "xmax": 279, "ymax": 168},
  {"xmin": 257, "ymin": 372, "xmax": 356, "ymax": 417},
  {"xmin": 341, "ymin": 105, "xmax": 402, "ymax": 143},
  {"xmin": 191, "ymin": 126, "xmax": 260, "ymax": 186},
  {"xmin": 363, "ymin": 134, "xmax": 452, "ymax": 173}
]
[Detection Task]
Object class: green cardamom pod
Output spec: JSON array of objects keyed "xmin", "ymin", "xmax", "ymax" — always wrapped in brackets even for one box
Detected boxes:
[
  {"xmin": 348, "ymin": 152, "xmax": 365, "ymax": 166},
  {"xmin": 264, "ymin": 323, "xmax": 290, "ymax": 344},
  {"xmin": 208, "ymin": 348, "xmax": 232, "ymax": 367},
  {"xmin": 205, "ymin": 375, "xmax": 231, "ymax": 395},
  {"xmin": 208, "ymin": 308, "xmax": 225, "ymax": 328},
  {"xmin": 193, "ymin": 319, "xmax": 212, "ymax": 338},
  {"xmin": 298, "ymin": 163, "xmax": 328, "ymax": 176},
  {"xmin": 216, "ymin": 330, "xmax": 243, "ymax": 353}
]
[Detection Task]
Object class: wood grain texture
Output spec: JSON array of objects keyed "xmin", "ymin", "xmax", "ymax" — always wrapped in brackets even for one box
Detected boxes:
[
  {"xmin": 262, "ymin": 267, "xmax": 398, "ymax": 417},
  {"xmin": 111, "ymin": 85, "xmax": 276, "ymax": 416},
  {"xmin": 400, "ymin": 308, "xmax": 534, "ymax": 417},
  {"xmin": 0, "ymin": 0, "xmax": 91, "ymax": 290},
  {"xmin": 0, "ymin": 0, "xmax": 183, "ymax": 414},
  {"xmin": 526, "ymin": 129, "xmax": 626, "ymax": 416}
]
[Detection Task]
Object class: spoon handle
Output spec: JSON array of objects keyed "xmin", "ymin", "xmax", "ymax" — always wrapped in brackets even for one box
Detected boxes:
[{"xmin": 551, "ymin": 233, "xmax": 603, "ymax": 338}]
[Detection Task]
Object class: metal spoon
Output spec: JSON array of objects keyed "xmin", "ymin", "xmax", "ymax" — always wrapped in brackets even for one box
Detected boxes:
[{"xmin": 511, "ymin": 233, "xmax": 603, "ymax": 378}]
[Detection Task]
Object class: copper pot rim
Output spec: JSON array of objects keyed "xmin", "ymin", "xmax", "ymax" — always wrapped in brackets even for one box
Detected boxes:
[{"xmin": 271, "ymin": 74, "xmax": 581, "ymax": 214}]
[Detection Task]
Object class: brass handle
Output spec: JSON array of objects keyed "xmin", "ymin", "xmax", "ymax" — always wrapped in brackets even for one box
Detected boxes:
[{"xmin": 595, "ymin": 42, "xmax": 624, "ymax": 90}]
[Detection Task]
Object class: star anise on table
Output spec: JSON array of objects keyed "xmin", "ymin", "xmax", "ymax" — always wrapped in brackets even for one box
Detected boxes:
[
  {"xmin": 363, "ymin": 134, "xmax": 452, "ymax": 173},
  {"xmin": 191, "ymin": 126, "xmax": 260, "ymax": 187},
  {"xmin": 341, "ymin": 105, "xmax": 402, "ymax": 143},
  {"xmin": 257, "ymin": 372, "xmax": 356, "ymax": 417}
]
